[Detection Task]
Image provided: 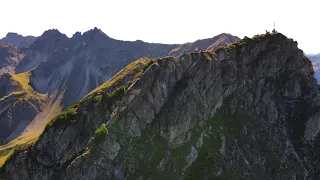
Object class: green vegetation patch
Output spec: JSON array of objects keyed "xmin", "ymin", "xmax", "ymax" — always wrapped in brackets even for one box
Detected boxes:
[
  {"xmin": 45, "ymin": 107, "xmax": 78, "ymax": 129},
  {"xmin": 134, "ymin": 131, "xmax": 169, "ymax": 175},
  {"xmin": 169, "ymin": 45, "xmax": 183, "ymax": 54},
  {"xmin": 215, "ymin": 46, "xmax": 226, "ymax": 54},
  {"xmin": 231, "ymin": 40, "xmax": 247, "ymax": 47},
  {"xmin": 142, "ymin": 59, "xmax": 154, "ymax": 72},
  {"xmin": 252, "ymin": 34, "xmax": 266, "ymax": 41},
  {"xmin": 0, "ymin": 137, "xmax": 38, "ymax": 171},
  {"xmin": 201, "ymin": 51, "xmax": 214, "ymax": 61},
  {"xmin": 91, "ymin": 123, "xmax": 109, "ymax": 153},
  {"xmin": 185, "ymin": 110, "xmax": 231, "ymax": 179},
  {"xmin": 87, "ymin": 57, "xmax": 153, "ymax": 97}
]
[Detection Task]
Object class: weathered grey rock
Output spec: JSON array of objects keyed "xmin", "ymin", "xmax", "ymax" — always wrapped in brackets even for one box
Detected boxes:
[
  {"xmin": 2, "ymin": 33, "xmax": 320, "ymax": 180},
  {"xmin": 0, "ymin": 29, "xmax": 238, "ymax": 148}
]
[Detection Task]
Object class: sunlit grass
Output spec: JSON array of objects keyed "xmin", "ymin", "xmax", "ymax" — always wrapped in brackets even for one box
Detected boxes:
[
  {"xmin": 86, "ymin": 57, "xmax": 153, "ymax": 97},
  {"xmin": 169, "ymin": 45, "xmax": 183, "ymax": 54},
  {"xmin": 0, "ymin": 136, "xmax": 39, "ymax": 169},
  {"xmin": 0, "ymin": 149, "xmax": 14, "ymax": 169},
  {"xmin": 10, "ymin": 72, "xmax": 46, "ymax": 100}
]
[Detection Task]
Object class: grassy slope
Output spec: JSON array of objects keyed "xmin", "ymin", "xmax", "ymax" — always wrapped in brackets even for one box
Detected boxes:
[
  {"xmin": 0, "ymin": 72, "xmax": 49, "ymax": 167},
  {"xmin": 10, "ymin": 72, "xmax": 46, "ymax": 100},
  {"xmin": 86, "ymin": 57, "xmax": 153, "ymax": 97}
]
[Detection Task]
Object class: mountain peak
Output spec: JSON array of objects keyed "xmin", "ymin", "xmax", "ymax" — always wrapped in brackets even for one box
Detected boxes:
[
  {"xmin": 5, "ymin": 32, "xmax": 19, "ymax": 37},
  {"xmin": 71, "ymin": 31, "xmax": 82, "ymax": 39},
  {"xmin": 83, "ymin": 27, "xmax": 109, "ymax": 38},
  {"xmin": 41, "ymin": 29, "xmax": 66, "ymax": 38}
]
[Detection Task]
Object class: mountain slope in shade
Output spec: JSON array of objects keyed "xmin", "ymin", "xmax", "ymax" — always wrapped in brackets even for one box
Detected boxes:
[
  {"xmin": 0, "ymin": 33, "xmax": 37, "ymax": 48},
  {"xmin": 2, "ymin": 33, "xmax": 320, "ymax": 179},
  {"xmin": 307, "ymin": 54, "xmax": 320, "ymax": 83},
  {"xmin": 0, "ymin": 28, "xmax": 239, "ymax": 149}
]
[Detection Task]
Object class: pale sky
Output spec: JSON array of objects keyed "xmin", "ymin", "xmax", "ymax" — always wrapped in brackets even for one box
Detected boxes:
[{"xmin": 1, "ymin": 0, "xmax": 319, "ymax": 54}]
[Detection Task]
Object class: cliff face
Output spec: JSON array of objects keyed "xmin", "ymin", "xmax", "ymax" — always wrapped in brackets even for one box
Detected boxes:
[{"xmin": 1, "ymin": 33, "xmax": 320, "ymax": 179}]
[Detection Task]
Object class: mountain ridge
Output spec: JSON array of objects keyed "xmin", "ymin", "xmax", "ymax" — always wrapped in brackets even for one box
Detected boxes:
[
  {"xmin": 0, "ymin": 28, "xmax": 240, "ymax": 150},
  {"xmin": 1, "ymin": 32, "xmax": 320, "ymax": 179},
  {"xmin": 0, "ymin": 33, "xmax": 37, "ymax": 48}
]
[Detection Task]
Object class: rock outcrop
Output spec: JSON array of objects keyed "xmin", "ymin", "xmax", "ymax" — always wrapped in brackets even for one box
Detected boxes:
[{"xmin": 1, "ymin": 33, "xmax": 320, "ymax": 180}]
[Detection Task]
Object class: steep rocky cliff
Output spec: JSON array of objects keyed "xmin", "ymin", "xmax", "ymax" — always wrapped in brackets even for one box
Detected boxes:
[{"xmin": 1, "ymin": 32, "xmax": 320, "ymax": 179}]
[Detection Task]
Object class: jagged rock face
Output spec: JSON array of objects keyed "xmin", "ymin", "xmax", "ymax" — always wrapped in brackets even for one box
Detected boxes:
[
  {"xmin": 14, "ymin": 29, "xmax": 70, "ymax": 73},
  {"xmin": 307, "ymin": 54, "xmax": 320, "ymax": 83},
  {"xmin": 0, "ymin": 44, "xmax": 23, "ymax": 74},
  {"xmin": 2, "ymin": 33, "xmax": 320, "ymax": 180},
  {"xmin": 0, "ymin": 33, "xmax": 37, "ymax": 48}
]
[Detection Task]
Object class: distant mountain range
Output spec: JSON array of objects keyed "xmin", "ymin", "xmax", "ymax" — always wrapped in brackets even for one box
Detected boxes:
[
  {"xmin": 306, "ymin": 54, "xmax": 320, "ymax": 82},
  {"xmin": 0, "ymin": 28, "xmax": 239, "ymax": 146},
  {"xmin": 0, "ymin": 33, "xmax": 37, "ymax": 48}
]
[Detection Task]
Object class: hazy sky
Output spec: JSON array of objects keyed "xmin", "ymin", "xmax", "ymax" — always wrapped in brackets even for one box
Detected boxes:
[{"xmin": 1, "ymin": 0, "xmax": 319, "ymax": 54}]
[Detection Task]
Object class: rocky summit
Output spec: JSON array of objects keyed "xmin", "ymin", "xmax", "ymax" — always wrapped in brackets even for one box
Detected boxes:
[{"xmin": 1, "ymin": 32, "xmax": 320, "ymax": 180}]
